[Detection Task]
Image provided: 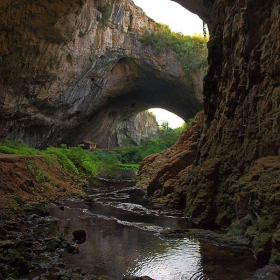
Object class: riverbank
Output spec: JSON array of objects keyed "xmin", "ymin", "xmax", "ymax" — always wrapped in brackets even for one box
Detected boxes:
[
  {"xmin": 0, "ymin": 154, "xmax": 154, "ymax": 279},
  {"xmin": 0, "ymin": 154, "xmax": 87, "ymax": 279},
  {"xmin": 1, "ymin": 154, "xmax": 280, "ymax": 280},
  {"xmin": 0, "ymin": 154, "xmax": 87, "ymax": 225}
]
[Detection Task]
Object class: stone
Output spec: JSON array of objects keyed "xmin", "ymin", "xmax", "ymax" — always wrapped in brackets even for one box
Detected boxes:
[
  {"xmin": 21, "ymin": 202, "xmax": 49, "ymax": 217},
  {"xmin": 136, "ymin": 0, "xmax": 280, "ymax": 266},
  {"xmin": 0, "ymin": 0, "xmax": 203, "ymax": 149},
  {"xmin": 0, "ymin": 239, "xmax": 15, "ymax": 249},
  {"xmin": 46, "ymin": 237, "xmax": 63, "ymax": 252}
]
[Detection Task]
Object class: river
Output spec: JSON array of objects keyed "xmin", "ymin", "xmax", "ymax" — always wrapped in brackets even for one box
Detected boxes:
[{"xmin": 23, "ymin": 171, "xmax": 259, "ymax": 280}]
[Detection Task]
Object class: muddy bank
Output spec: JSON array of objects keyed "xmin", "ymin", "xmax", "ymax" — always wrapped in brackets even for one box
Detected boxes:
[
  {"xmin": 0, "ymin": 154, "xmax": 86, "ymax": 225},
  {"xmin": 0, "ymin": 154, "xmax": 86, "ymax": 278}
]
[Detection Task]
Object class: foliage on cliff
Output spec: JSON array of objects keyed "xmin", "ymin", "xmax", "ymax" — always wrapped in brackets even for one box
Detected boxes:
[
  {"xmin": 140, "ymin": 24, "xmax": 208, "ymax": 73},
  {"xmin": 118, "ymin": 120, "xmax": 194, "ymax": 164},
  {"xmin": 99, "ymin": 2, "xmax": 112, "ymax": 29}
]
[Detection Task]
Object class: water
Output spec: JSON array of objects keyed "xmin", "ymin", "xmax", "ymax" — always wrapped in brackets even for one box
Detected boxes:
[{"xmin": 39, "ymin": 176, "xmax": 258, "ymax": 280}]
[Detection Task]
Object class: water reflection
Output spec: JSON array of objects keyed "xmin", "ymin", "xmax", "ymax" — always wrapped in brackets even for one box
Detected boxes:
[
  {"xmin": 47, "ymin": 207, "xmax": 204, "ymax": 280},
  {"xmin": 126, "ymin": 238, "xmax": 206, "ymax": 280},
  {"xmin": 43, "ymin": 177, "xmax": 258, "ymax": 280}
]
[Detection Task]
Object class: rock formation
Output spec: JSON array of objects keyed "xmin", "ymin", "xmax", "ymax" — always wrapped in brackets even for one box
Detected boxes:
[
  {"xmin": 1, "ymin": 0, "xmax": 280, "ymax": 269},
  {"xmin": 0, "ymin": 0, "xmax": 203, "ymax": 148},
  {"xmin": 137, "ymin": 0, "xmax": 280, "ymax": 265},
  {"xmin": 117, "ymin": 111, "xmax": 159, "ymax": 146}
]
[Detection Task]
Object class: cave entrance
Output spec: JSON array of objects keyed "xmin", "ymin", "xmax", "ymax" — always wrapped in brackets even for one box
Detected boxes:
[
  {"xmin": 67, "ymin": 52, "xmax": 204, "ymax": 148},
  {"xmin": 65, "ymin": 1, "xmax": 208, "ymax": 149},
  {"xmin": 148, "ymin": 108, "xmax": 185, "ymax": 129}
]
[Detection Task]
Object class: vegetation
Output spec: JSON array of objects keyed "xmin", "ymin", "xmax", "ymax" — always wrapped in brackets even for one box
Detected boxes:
[
  {"xmin": 0, "ymin": 140, "xmax": 43, "ymax": 155},
  {"xmin": 0, "ymin": 119, "xmax": 194, "ymax": 176},
  {"xmin": 148, "ymin": 111, "xmax": 157, "ymax": 121},
  {"xmin": 118, "ymin": 119, "xmax": 194, "ymax": 164},
  {"xmin": 0, "ymin": 140, "xmax": 122, "ymax": 177},
  {"xmin": 100, "ymin": 2, "xmax": 112, "ymax": 29},
  {"xmin": 140, "ymin": 23, "xmax": 208, "ymax": 73}
]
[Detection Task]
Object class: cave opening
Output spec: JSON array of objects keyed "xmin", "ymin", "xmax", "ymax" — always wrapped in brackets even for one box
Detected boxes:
[
  {"xmin": 148, "ymin": 108, "xmax": 185, "ymax": 129},
  {"xmin": 66, "ymin": 53, "xmax": 204, "ymax": 148}
]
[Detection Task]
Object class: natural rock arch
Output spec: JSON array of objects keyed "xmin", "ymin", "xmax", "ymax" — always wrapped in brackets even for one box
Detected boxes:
[
  {"xmin": 66, "ymin": 54, "xmax": 203, "ymax": 147},
  {"xmin": 0, "ymin": 0, "xmax": 204, "ymax": 148}
]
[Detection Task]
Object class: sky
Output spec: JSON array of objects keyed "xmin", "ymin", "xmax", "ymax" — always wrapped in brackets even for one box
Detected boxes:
[
  {"xmin": 133, "ymin": 0, "xmax": 204, "ymax": 36},
  {"xmin": 133, "ymin": 0, "xmax": 203, "ymax": 128}
]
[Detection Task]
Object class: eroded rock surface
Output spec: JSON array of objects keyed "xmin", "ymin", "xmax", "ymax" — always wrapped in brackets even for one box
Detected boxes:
[
  {"xmin": 1, "ymin": 0, "xmax": 280, "ymax": 269},
  {"xmin": 0, "ymin": 0, "xmax": 203, "ymax": 148},
  {"xmin": 137, "ymin": 0, "xmax": 280, "ymax": 265}
]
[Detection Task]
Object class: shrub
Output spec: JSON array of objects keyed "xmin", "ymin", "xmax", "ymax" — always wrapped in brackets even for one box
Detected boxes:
[
  {"xmin": 46, "ymin": 147, "xmax": 79, "ymax": 175},
  {"xmin": 117, "ymin": 120, "xmax": 193, "ymax": 164},
  {"xmin": 0, "ymin": 139, "xmax": 42, "ymax": 155},
  {"xmin": 101, "ymin": 2, "xmax": 112, "ymax": 29},
  {"xmin": 140, "ymin": 23, "xmax": 208, "ymax": 74}
]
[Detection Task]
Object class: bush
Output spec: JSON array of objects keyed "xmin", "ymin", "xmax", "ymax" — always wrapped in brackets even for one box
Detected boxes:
[
  {"xmin": 0, "ymin": 139, "xmax": 42, "ymax": 155},
  {"xmin": 140, "ymin": 24, "xmax": 208, "ymax": 74},
  {"xmin": 117, "ymin": 120, "xmax": 194, "ymax": 164},
  {"xmin": 101, "ymin": 2, "xmax": 112, "ymax": 29},
  {"xmin": 46, "ymin": 147, "xmax": 79, "ymax": 175}
]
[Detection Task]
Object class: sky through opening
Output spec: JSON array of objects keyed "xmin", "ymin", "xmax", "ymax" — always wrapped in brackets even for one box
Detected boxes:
[{"xmin": 133, "ymin": 0, "xmax": 203, "ymax": 128}]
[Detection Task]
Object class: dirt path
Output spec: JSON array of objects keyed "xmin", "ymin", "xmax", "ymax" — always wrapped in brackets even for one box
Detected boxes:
[{"xmin": 0, "ymin": 153, "xmax": 45, "ymax": 158}]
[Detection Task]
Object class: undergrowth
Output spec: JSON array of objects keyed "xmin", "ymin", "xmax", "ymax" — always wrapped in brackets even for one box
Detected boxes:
[
  {"xmin": 0, "ymin": 119, "xmax": 194, "ymax": 176},
  {"xmin": 99, "ymin": 2, "xmax": 112, "ymax": 29},
  {"xmin": 118, "ymin": 119, "xmax": 195, "ymax": 164},
  {"xmin": 0, "ymin": 140, "xmax": 126, "ymax": 178}
]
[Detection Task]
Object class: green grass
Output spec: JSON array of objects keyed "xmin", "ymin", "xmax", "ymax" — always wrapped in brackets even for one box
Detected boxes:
[
  {"xmin": 0, "ymin": 140, "xmax": 121, "ymax": 178},
  {"xmin": 0, "ymin": 119, "xmax": 194, "ymax": 177},
  {"xmin": 0, "ymin": 140, "xmax": 42, "ymax": 155},
  {"xmin": 119, "ymin": 163, "xmax": 139, "ymax": 169}
]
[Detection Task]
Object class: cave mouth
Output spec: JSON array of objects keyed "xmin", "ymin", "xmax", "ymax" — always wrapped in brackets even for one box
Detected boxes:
[
  {"xmin": 66, "ymin": 55, "xmax": 203, "ymax": 148},
  {"xmin": 148, "ymin": 108, "xmax": 185, "ymax": 129}
]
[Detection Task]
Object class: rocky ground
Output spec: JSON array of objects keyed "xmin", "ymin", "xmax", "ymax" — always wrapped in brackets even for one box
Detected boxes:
[
  {"xmin": 0, "ymin": 154, "xmax": 155, "ymax": 280},
  {"xmin": 1, "ymin": 152, "xmax": 280, "ymax": 280},
  {"xmin": 0, "ymin": 154, "xmax": 86, "ymax": 279}
]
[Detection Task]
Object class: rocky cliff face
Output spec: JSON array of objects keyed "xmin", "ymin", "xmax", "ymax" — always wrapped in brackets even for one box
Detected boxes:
[
  {"xmin": 137, "ymin": 0, "xmax": 280, "ymax": 265},
  {"xmin": 0, "ymin": 0, "xmax": 203, "ymax": 148},
  {"xmin": 2, "ymin": 0, "xmax": 279, "ymax": 268},
  {"xmin": 114, "ymin": 110, "xmax": 159, "ymax": 147}
]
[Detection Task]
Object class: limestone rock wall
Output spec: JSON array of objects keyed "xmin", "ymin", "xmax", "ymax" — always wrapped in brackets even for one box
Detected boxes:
[
  {"xmin": 137, "ymin": 0, "xmax": 280, "ymax": 264},
  {"xmin": 117, "ymin": 110, "xmax": 159, "ymax": 147},
  {"xmin": 0, "ymin": 0, "xmax": 203, "ymax": 148}
]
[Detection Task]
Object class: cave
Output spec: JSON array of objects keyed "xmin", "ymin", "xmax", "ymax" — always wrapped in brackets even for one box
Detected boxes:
[
  {"xmin": 67, "ymin": 55, "xmax": 203, "ymax": 147},
  {"xmin": 0, "ymin": 0, "xmax": 204, "ymax": 148},
  {"xmin": 1, "ymin": 0, "xmax": 280, "ymax": 269}
]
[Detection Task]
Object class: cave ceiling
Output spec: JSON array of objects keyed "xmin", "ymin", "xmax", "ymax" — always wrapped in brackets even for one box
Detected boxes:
[{"xmin": 0, "ymin": 0, "xmax": 207, "ymax": 147}]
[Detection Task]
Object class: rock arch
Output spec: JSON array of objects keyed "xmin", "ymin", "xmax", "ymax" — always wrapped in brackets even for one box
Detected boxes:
[{"xmin": 0, "ymin": 0, "xmax": 204, "ymax": 148}]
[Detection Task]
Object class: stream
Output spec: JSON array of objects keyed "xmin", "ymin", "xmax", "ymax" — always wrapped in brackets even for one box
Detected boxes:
[{"xmin": 22, "ymin": 171, "xmax": 260, "ymax": 280}]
